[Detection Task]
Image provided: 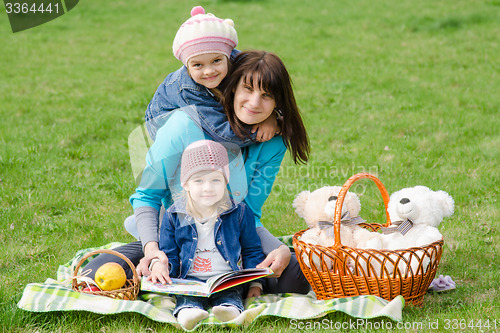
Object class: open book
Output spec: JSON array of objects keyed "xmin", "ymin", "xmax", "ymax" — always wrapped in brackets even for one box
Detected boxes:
[{"xmin": 140, "ymin": 267, "xmax": 273, "ymax": 297}]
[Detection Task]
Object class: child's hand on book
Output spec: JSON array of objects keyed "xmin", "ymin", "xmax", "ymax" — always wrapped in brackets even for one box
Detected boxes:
[
  {"xmin": 147, "ymin": 260, "xmax": 172, "ymax": 285},
  {"xmin": 137, "ymin": 242, "xmax": 170, "ymax": 277}
]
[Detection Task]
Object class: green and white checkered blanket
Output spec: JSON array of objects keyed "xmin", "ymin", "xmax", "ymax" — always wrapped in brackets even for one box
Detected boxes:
[{"xmin": 17, "ymin": 242, "xmax": 405, "ymax": 331}]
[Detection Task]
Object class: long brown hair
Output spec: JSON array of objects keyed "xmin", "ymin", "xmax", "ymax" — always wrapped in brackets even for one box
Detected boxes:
[{"xmin": 221, "ymin": 50, "xmax": 309, "ymax": 164}]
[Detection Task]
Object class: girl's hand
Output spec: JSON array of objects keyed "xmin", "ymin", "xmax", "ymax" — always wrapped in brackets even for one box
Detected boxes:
[
  {"xmin": 147, "ymin": 260, "xmax": 172, "ymax": 285},
  {"xmin": 247, "ymin": 285, "xmax": 262, "ymax": 298},
  {"xmin": 136, "ymin": 242, "xmax": 169, "ymax": 277},
  {"xmin": 251, "ymin": 113, "xmax": 279, "ymax": 142},
  {"xmin": 256, "ymin": 245, "xmax": 291, "ymax": 277}
]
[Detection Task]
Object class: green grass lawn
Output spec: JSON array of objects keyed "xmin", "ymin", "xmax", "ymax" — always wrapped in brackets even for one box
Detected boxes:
[{"xmin": 1, "ymin": 0, "xmax": 499, "ymax": 331}]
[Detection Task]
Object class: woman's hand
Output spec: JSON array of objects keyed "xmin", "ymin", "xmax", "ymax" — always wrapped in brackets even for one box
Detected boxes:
[
  {"xmin": 256, "ymin": 245, "xmax": 291, "ymax": 277},
  {"xmin": 246, "ymin": 285, "xmax": 262, "ymax": 298},
  {"xmin": 136, "ymin": 242, "xmax": 169, "ymax": 277}
]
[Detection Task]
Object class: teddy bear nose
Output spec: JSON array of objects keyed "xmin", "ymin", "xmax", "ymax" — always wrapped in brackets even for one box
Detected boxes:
[
  {"xmin": 400, "ymin": 198, "xmax": 410, "ymax": 204},
  {"xmin": 328, "ymin": 196, "xmax": 338, "ymax": 201}
]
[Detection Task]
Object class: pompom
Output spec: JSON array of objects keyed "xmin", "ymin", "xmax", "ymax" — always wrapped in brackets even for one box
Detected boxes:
[
  {"xmin": 223, "ymin": 18, "xmax": 235, "ymax": 27},
  {"xmin": 191, "ymin": 6, "xmax": 205, "ymax": 16}
]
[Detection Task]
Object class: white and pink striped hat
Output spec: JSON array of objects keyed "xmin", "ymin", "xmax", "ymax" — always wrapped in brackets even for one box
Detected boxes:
[{"xmin": 172, "ymin": 6, "xmax": 238, "ymax": 66}]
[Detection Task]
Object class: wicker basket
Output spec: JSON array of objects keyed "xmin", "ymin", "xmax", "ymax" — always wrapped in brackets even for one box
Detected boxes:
[
  {"xmin": 72, "ymin": 249, "xmax": 140, "ymax": 300},
  {"xmin": 293, "ymin": 173, "xmax": 443, "ymax": 306}
]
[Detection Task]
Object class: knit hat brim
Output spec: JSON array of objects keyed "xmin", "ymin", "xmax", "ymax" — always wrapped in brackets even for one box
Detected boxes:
[{"xmin": 176, "ymin": 39, "xmax": 235, "ymax": 65}]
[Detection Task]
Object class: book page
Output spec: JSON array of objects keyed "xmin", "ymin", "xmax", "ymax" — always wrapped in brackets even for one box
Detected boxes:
[
  {"xmin": 140, "ymin": 268, "xmax": 272, "ymax": 297},
  {"xmin": 140, "ymin": 277, "xmax": 210, "ymax": 297}
]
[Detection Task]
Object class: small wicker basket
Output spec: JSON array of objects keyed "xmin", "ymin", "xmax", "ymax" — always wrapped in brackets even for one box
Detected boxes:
[
  {"xmin": 293, "ymin": 173, "xmax": 443, "ymax": 306},
  {"xmin": 72, "ymin": 249, "xmax": 140, "ymax": 300}
]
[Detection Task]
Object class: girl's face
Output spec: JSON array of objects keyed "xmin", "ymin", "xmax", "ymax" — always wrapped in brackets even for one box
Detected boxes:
[
  {"xmin": 187, "ymin": 53, "xmax": 228, "ymax": 89},
  {"xmin": 233, "ymin": 75, "xmax": 276, "ymax": 125},
  {"xmin": 184, "ymin": 170, "xmax": 226, "ymax": 213}
]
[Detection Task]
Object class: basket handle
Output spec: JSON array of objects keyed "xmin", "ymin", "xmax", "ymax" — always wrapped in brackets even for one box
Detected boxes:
[
  {"xmin": 333, "ymin": 173, "xmax": 391, "ymax": 248},
  {"xmin": 72, "ymin": 249, "xmax": 140, "ymax": 289}
]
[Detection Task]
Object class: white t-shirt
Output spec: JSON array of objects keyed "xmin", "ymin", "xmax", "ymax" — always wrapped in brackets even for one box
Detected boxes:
[{"xmin": 187, "ymin": 216, "xmax": 232, "ymax": 280}]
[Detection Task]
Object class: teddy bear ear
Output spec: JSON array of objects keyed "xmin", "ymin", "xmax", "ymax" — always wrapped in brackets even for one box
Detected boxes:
[
  {"xmin": 292, "ymin": 190, "xmax": 310, "ymax": 218},
  {"xmin": 436, "ymin": 190, "xmax": 454, "ymax": 216}
]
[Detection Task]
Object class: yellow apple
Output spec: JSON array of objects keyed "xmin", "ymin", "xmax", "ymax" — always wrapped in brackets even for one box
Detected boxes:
[{"xmin": 94, "ymin": 263, "xmax": 127, "ymax": 291}]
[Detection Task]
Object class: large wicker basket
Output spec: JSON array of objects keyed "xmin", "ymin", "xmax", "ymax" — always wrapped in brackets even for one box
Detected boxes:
[
  {"xmin": 72, "ymin": 249, "xmax": 140, "ymax": 300},
  {"xmin": 293, "ymin": 173, "xmax": 443, "ymax": 306}
]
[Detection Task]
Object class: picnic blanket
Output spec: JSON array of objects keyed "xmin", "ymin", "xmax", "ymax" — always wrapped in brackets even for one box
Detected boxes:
[{"xmin": 17, "ymin": 242, "xmax": 405, "ymax": 331}]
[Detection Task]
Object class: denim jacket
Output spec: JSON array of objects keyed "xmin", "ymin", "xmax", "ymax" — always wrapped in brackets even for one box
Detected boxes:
[
  {"xmin": 145, "ymin": 49, "xmax": 254, "ymax": 146},
  {"xmin": 159, "ymin": 199, "xmax": 266, "ymax": 281}
]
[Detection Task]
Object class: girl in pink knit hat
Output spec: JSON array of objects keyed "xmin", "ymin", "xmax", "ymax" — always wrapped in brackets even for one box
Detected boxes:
[
  {"xmin": 145, "ymin": 6, "xmax": 279, "ymax": 144},
  {"xmin": 148, "ymin": 140, "xmax": 267, "ymax": 329}
]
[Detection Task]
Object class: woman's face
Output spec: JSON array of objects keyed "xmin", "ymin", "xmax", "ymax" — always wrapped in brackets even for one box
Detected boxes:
[{"xmin": 233, "ymin": 75, "xmax": 276, "ymax": 125}]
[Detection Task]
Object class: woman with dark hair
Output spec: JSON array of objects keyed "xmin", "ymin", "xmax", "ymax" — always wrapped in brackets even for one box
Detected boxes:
[
  {"xmin": 84, "ymin": 50, "xmax": 310, "ymax": 294},
  {"xmin": 222, "ymin": 51, "xmax": 309, "ymax": 165}
]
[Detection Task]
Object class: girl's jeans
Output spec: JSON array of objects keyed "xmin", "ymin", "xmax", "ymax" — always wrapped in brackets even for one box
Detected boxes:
[{"xmin": 173, "ymin": 286, "xmax": 244, "ymax": 316}]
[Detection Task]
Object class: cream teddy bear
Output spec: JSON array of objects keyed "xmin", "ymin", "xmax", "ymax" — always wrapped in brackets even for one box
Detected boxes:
[{"xmin": 293, "ymin": 186, "xmax": 375, "ymax": 269}]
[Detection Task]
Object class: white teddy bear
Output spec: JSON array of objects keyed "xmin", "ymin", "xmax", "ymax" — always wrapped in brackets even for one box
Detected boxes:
[
  {"xmin": 361, "ymin": 185, "xmax": 455, "ymax": 276},
  {"xmin": 385, "ymin": 186, "xmax": 454, "ymax": 248},
  {"xmin": 293, "ymin": 186, "xmax": 375, "ymax": 269}
]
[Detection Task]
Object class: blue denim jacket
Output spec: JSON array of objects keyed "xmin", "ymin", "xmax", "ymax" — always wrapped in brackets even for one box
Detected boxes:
[
  {"xmin": 159, "ymin": 199, "xmax": 266, "ymax": 281},
  {"xmin": 145, "ymin": 49, "xmax": 254, "ymax": 146}
]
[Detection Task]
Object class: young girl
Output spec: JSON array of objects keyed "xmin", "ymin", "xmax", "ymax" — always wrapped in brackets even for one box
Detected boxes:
[
  {"xmin": 148, "ymin": 140, "xmax": 266, "ymax": 330},
  {"xmin": 145, "ymin": 6, "xmax": 278, "ymax": 143}
]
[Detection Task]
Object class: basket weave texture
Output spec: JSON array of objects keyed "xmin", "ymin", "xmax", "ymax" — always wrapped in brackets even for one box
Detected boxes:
[
  {"xmin": 292, "ymin": 173, "xmax": 443, "ymax": 306},
  {"xmin": 72, "ymin": 249, "xmax": 140, "ymax": 300}
]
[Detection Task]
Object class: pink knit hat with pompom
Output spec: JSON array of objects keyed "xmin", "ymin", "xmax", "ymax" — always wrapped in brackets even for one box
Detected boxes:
[
  {"xmin": 172, "ymin": 6, "xmax": 238, "ymax": 66},
  {"xmin": 181, "ymin": 140, "xmax": 230, "ymax": 186}
]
